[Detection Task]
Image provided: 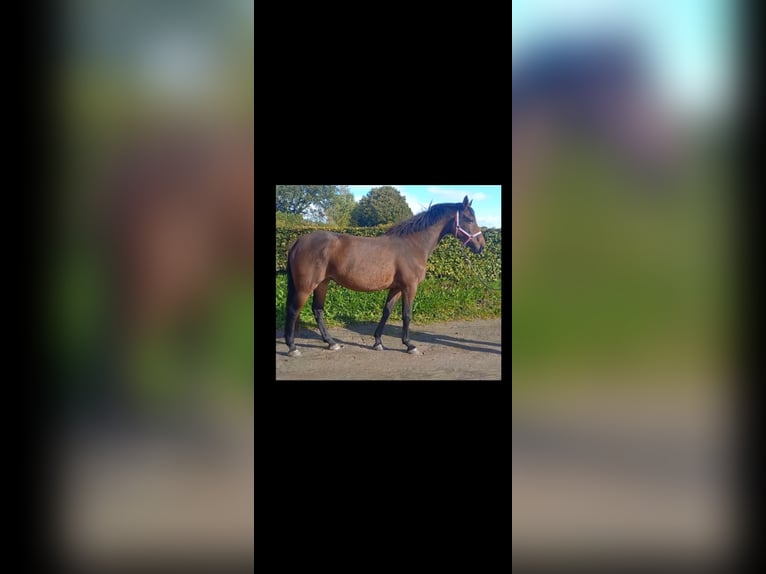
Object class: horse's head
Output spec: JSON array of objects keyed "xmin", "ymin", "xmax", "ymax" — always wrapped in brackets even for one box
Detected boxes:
[
  {"xmin": 454, "ymin": 196, "xmax": 486, "ymax": 254},
  {"xmin": 572, "ymin": 40, "xmax": 681, "ymax": 184},
  {"xmin": 514, "ymin": 38, "xmax": 681, "ymax": 187}
]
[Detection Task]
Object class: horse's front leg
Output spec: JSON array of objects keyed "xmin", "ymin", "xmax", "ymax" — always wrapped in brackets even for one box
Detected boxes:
[
  {"xmin": 373, "ymin": 288, "xmax": 401, "ymax": 350},
  {"xmin": 312, "ymin": 280, "xmax": 340, "ymax": 350},
  {"xmin": 401, "ymin": 287, "xmax": 421, "ymax": 355}
]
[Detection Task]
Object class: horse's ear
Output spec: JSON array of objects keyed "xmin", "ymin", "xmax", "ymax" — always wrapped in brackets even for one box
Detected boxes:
[
  {"xmin": 463, "ymin": 196, "xmax": 469, "ymax": 208},
  {"xmin": 469, "ymin": 199, "xmax": 473, "ymax": 207}
]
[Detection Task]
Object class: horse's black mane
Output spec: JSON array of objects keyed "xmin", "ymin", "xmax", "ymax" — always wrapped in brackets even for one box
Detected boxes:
[
  {"xmin": 513, "ymin": 37, "xmax": 644, "ymax": 118},
  {"xmin": 385, "ymin": 202, "xmax": 466, "ymax": 237}
]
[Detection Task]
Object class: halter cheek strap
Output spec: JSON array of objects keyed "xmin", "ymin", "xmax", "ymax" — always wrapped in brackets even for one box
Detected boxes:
[{"xmin": 455, "ymin": 211, "xmax": 482, "ymax": 246}]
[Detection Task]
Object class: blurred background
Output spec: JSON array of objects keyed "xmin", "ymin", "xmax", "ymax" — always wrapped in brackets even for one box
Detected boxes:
[
  {"xmin": 512, "ymin": 0, "xmax": 739, "ymax": 567},
  {"xmin": 45, "ymin": 0, "xmax": 253, "ymax": 570}
]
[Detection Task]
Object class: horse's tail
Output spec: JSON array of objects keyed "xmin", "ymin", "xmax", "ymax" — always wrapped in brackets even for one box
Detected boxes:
[{"xmin": 286, "ymin": 248, "xmax": 296, "ymax": 314}]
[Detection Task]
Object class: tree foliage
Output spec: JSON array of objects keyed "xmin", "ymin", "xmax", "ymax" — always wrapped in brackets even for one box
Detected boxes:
[
  {"xmin": 276, "ymin": 185, "xmax": 359, "ymax": 225},
  {"xmin": 276, "ymin": 185, "xmax": 336, "ymax": 217},
  {"xmin": 324, "ymin": 186, "xmax": 356, "ymax": 227},
  {"xmin": 350, "ymin": 186, "xmax": 413, "ymax": 227}
]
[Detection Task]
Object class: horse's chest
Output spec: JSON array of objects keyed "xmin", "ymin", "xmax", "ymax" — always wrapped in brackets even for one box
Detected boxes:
[{"xmin": 397, "ymin": 262, "xmax": 426, "ymax": 285}]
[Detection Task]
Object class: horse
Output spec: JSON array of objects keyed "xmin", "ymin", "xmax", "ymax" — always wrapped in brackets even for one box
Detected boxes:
[
  {"xmin": 512, "ymin": 37, "xmax": 680, "ymax": 259},
  {"xmin": 96, "ymin": 122, "xmax": 253, "ymax": 411},
  {"xmin": 283, "ymin": 196, "xmax": 485, "ymax": 357}
]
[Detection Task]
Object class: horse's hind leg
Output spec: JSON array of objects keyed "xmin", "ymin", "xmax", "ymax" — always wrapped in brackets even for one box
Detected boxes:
[
  {"xmin": 312, "ymin": 279, "xmax": 340, "ymax": 350},
  {"xmin": 285, "ymin": 274, "xmax": 311, "ymax": 357},
  {"xmin": 285, "ymin": 296, "xmax": 309, "ymax": 357},
  {"xmin": 373, "ymin": 288, "xmax": 401, "ymax": 350}
]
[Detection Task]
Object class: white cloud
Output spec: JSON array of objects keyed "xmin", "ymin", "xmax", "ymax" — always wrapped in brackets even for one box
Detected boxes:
[
  {"xmin": 479, "ymin": 214, "xmax": 502, "ymax": 228},
  {"xmin": 427, "ymin": 187, "xmax": 488, "ymax": 202},
  {"xmin": 382, "ymin": 186, "xmax": 428, "ymax": 214},
  {"xmin": 427, "ymin": 186, "xmax": 466, "ymax": 201},
  {"xmin": 402, "ymin": 192, "xmax": 428, "ymax": 214}
]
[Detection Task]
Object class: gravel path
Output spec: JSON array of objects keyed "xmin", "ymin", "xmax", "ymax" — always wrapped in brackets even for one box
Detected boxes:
[{"xmin": 275, "ymin": 319, "xmax": 502, "ymax": 380}]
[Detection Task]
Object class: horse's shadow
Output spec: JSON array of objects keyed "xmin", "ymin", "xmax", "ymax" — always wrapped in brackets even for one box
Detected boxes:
[
  {"xmin": 359, "ymin": 324, "xmax": 502, "ymax": 355},
  {"xmin": 274, "ymin": 328, "xmax": 332, "ymax": 355},
  {"xmin": 276, "ymin": 323, "xmax": 501, "ymax": 355}
]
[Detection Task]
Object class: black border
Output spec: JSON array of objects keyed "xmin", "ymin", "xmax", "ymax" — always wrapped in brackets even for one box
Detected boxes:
[
  {"xmin": 16, "ymin": 0, "xmax": 58, "ymax": 570},
  {"xmin": 13, "ymin": 0, "xmax": 760, "ymax": 571},
  {"xmin": 255, "ymin": 37, "xmax": 510, "ymax": 572}
]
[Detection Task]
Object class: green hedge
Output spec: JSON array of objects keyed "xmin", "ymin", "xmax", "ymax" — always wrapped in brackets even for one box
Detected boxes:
[{"xmin": 276, "ymin": 226, "xmax": 502, "ymax": 283}]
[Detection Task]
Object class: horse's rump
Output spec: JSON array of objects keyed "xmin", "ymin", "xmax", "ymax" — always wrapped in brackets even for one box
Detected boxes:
[{"xmin": 103, "ymin": 125, "xmax": 253, "ymax": 335}]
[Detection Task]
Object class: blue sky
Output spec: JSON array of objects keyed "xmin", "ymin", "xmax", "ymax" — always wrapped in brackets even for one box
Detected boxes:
[
  {"xmin": 347, "ymin": 185, "xmax": 502, "ymax": 229},
  {"xmin": 513, "ymin": 0, "xmax": 736, "ymax": 122}
]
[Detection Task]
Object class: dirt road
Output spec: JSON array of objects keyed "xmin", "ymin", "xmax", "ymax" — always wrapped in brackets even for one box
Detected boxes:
[
  {"xmin": 512, "ymin": 382, "xmax": 735, "ymax": 562},
  {"xmin": 55, "ymin": 405, "xmax": 254, "ymax": 569},
  {"xmin": 275, "ymin": 319, "xmax": 501, "ymax": 380}
]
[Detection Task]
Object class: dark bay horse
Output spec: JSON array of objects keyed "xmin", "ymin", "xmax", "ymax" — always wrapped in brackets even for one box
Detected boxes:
[
  {"xmin": 105, "ymin": 124, "xmax": 253, "ymax": 336},
  {"xmin": 284, "ymin": 196, "xmax": 485, "ymax": 357},
  {"xmin": 96, "ymin": 123, "xmax": 253, "ymax": 408},
  {"xmin": 513, "ymin": 38, "xmax": 680, "ymax": 260}
]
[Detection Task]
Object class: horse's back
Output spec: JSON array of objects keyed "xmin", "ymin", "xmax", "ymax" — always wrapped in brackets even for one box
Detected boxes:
[
  {"xmin": 289, "ymin": 230, "xmax": 383, "ymax": 256},
  {"xmin": 288, "ymin": 231, "xmax": 400, "ymax": 292},
  {"xmin": 104, "ymin": 124, "xmax": 253, "ymax": 332}
]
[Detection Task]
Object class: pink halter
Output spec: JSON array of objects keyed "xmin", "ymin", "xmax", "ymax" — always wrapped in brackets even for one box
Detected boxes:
[{"xmin": 455, "ymin": 210, "xmax": 482, "ymax": 246}]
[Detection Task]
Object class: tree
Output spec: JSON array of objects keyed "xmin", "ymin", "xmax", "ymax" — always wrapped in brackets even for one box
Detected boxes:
[
  {"xmin": 350, "ymin": 186, "xmax": 413, "ymax": 227},
  {"xmin": 324, "ymin": 186, "xmax": 356, "ymax": 227},
  {"xmin": 276, "ymin": 185, "xmax": 336, "ymax": 218}
]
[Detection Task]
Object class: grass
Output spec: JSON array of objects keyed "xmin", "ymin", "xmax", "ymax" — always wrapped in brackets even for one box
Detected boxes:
[
  {"xmin": 51, "ymin": 250, "xmax": 255, "ymax": 399},
  {"xmin": 131, "ymin": 279, "xmax": 255, "ymax": 400},
  {"xmin": 275, "ymin": 275, "xmax": 502, "ymax": 330},
  {"xmin": 511, "ymin": 146, "xmax": 734, "ymax": 386}
]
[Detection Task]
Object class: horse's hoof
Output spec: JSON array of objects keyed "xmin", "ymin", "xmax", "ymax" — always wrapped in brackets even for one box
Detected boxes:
[
  {"xmin": 287, "ymin": 349, "xmax": 302, "ymax": 357},
  {"xmin": 328, "ymin": 343, "xmax": 341, "ymax": 351},
  {"xmin": 407, "ymin": 347, "xmax": 422, "ymax": 355},
  {"xmin": 372, "ymin": 344, "xmax": 384, "ymax": 351}
]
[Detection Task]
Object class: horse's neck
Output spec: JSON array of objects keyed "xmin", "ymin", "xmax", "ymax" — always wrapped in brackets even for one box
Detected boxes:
[
  {"xmin": 513, "ymin": 112, "xmax": 556, "ymax": 258},
  {"xmin": 514, "ymin": 107, "xmax": 558, "ymax": 183},
  {"xmin": 402, "ymin": 216, "xmax": 455, "ymax": 260}
]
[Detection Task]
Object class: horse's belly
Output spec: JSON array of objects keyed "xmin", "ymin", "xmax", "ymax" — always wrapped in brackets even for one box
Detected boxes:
[
  {"xmin": 332, "ymin": 268, "xmax": 395, "ymax": 292},
  {"xmin": 326, "ymin": 244, "xmax": 397, "ymax": 292}
]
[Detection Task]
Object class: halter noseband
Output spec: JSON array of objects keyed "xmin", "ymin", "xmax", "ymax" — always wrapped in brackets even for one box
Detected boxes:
[{"xmin": 455, "ymin": 210, "xmax": 482, "ymax": 246}]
